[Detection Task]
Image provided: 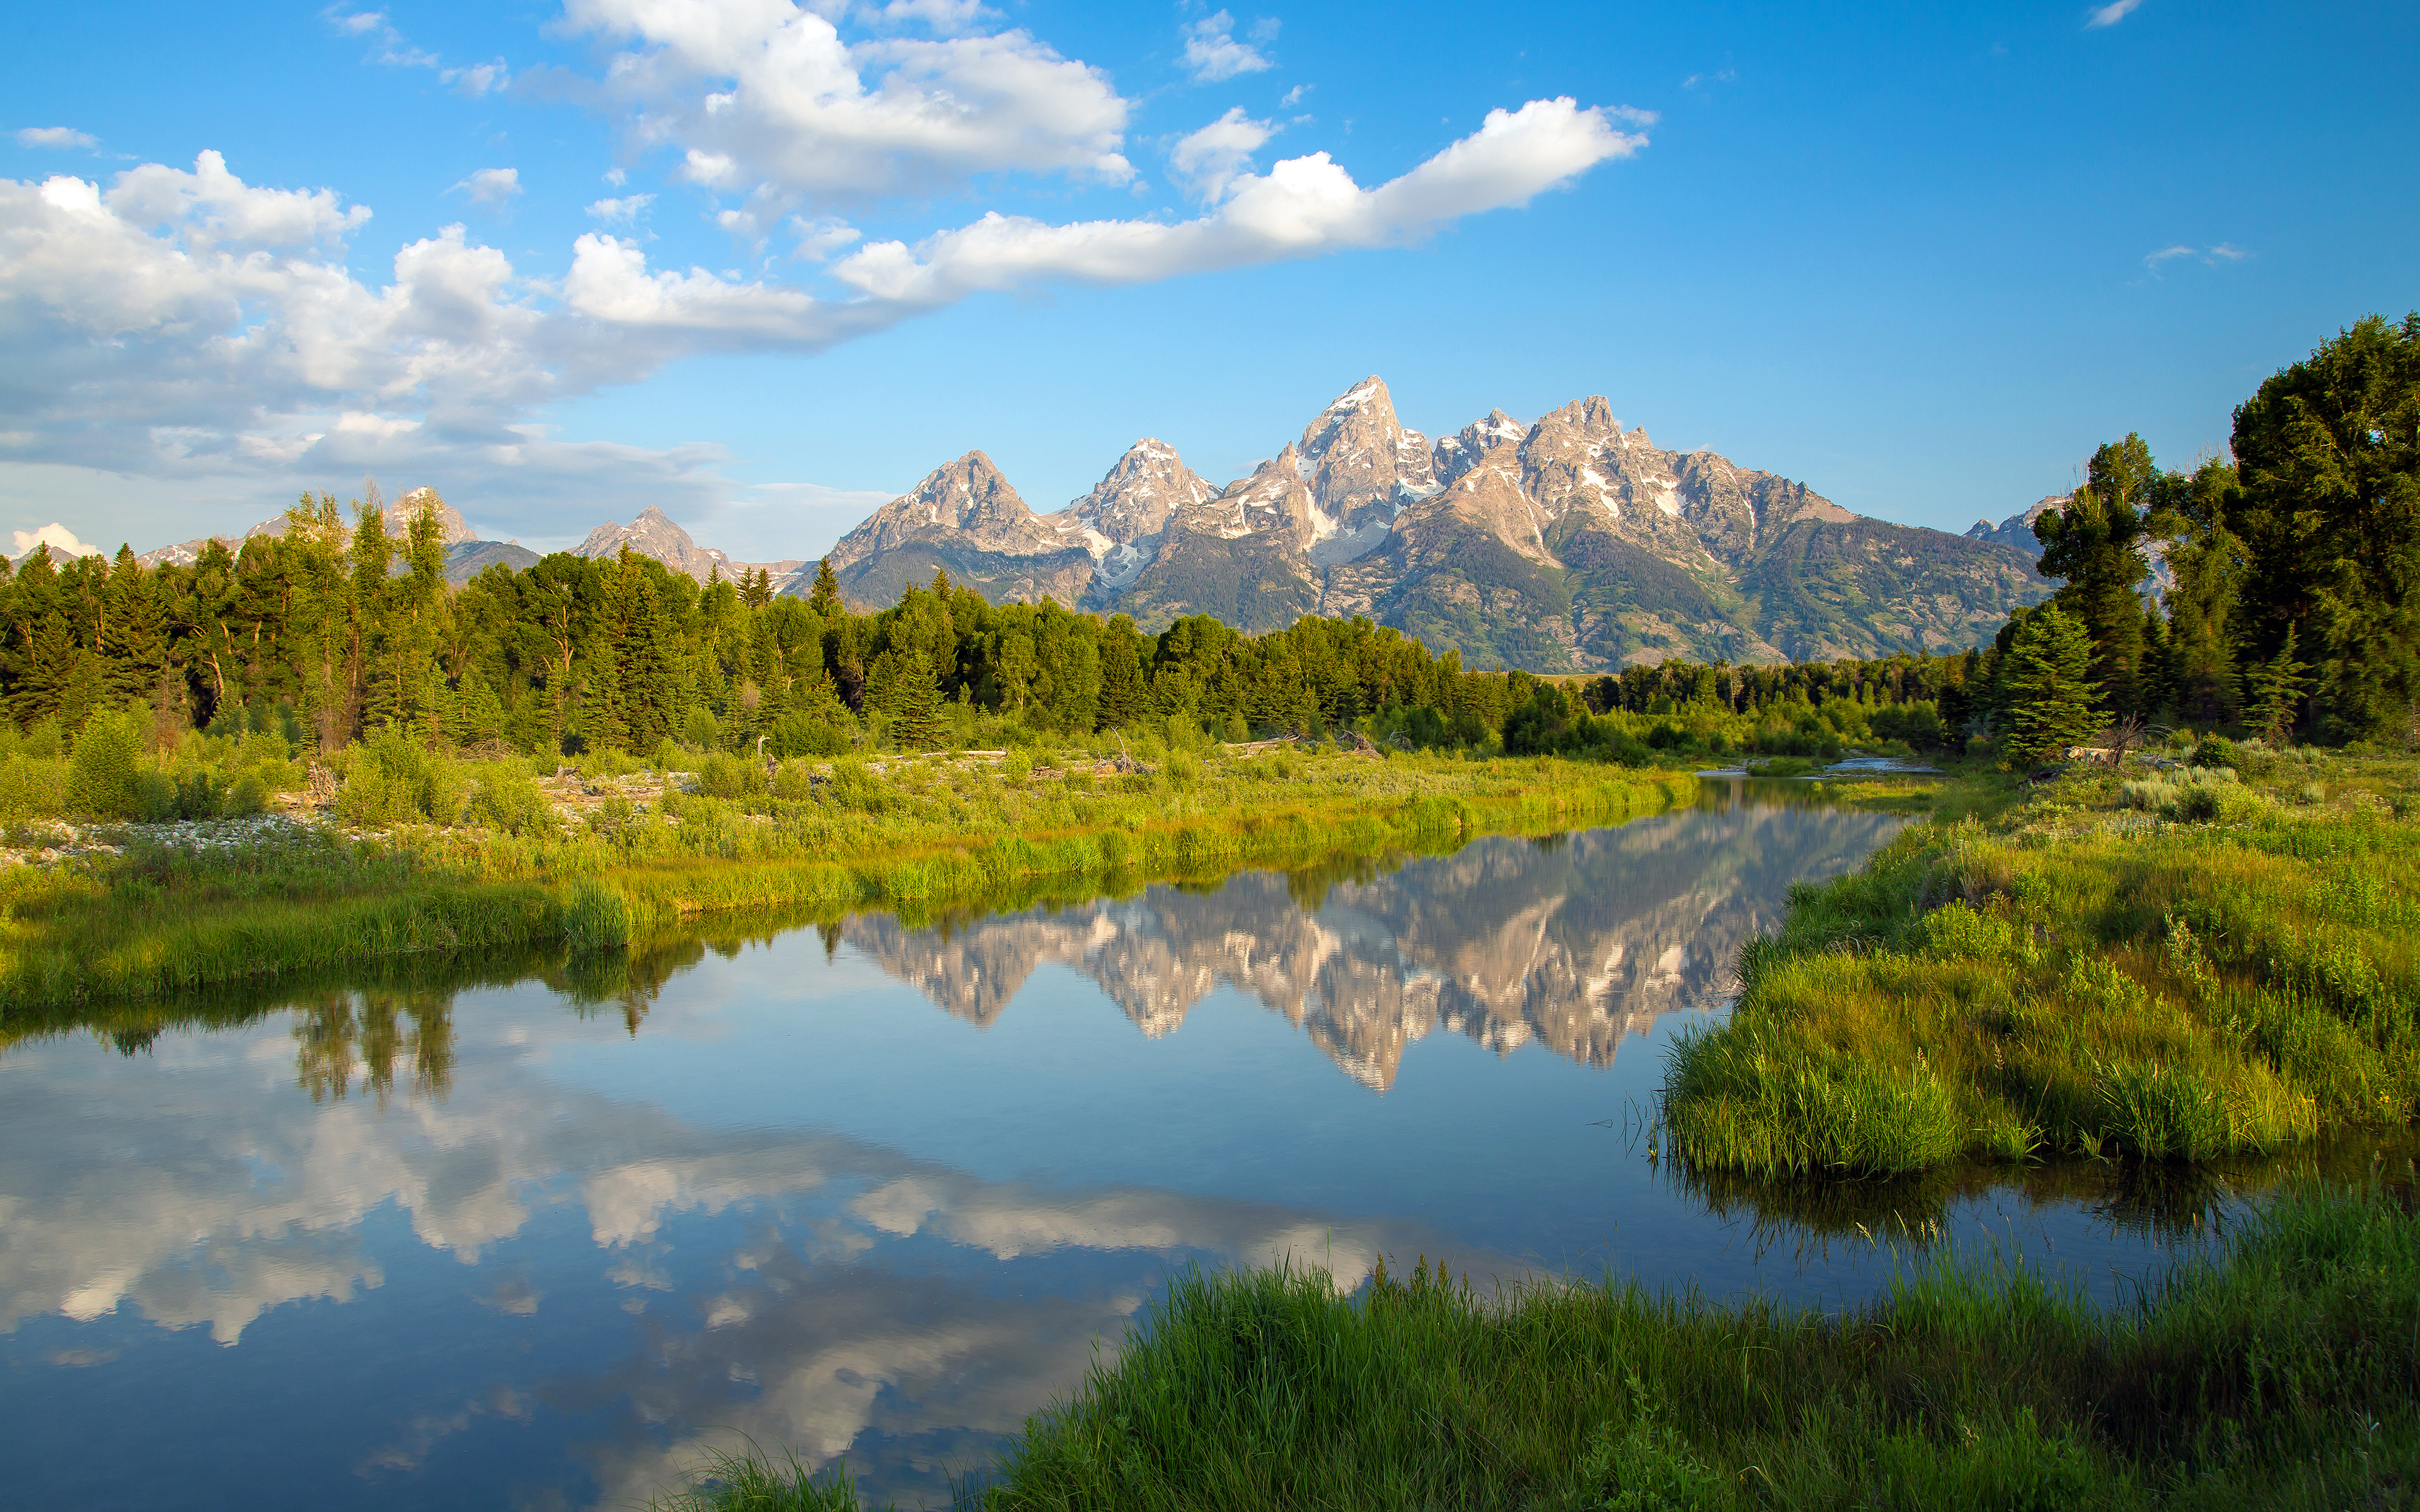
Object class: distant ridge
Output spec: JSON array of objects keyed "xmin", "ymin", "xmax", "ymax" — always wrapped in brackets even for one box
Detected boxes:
[{"xmin": 807, "ymin": 377, "xmax": 2055, "ymax": 668}]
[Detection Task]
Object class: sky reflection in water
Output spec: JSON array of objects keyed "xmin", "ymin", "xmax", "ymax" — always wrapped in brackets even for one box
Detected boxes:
[{"xmin": 0, "ymin": 785, "xmax": 2258, "ymax": 1510}]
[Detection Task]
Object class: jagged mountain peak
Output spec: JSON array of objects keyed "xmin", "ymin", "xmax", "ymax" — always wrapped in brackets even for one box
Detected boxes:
[{"xmin": 1045, "ymin": 437, "xmax": 1214, "ymax": 591}]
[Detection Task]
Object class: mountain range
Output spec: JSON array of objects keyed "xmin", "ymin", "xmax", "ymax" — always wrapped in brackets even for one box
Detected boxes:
[
  {"xmin": 812, "ymin": 377, "xmax": 2053, "ymax": 668},
  {"xmin": 89, "ymin": 379, "xmax": 2068, "ymax": 670}
]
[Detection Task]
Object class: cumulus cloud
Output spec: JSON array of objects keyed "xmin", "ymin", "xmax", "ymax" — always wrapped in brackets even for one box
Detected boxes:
[
  {"xmin": 0, "ymin": 152, "xmax": 865, "ymax": 541},
  {"xmin": 1180, "ymin": 9, "xmax": 1274, "ymax": 83},
  {"xmin": 834, "ymin": 96, "xmax": 1645, "ymax": 308},
  {"xmin": 10, "ymin": 522, "xmax": 98, "ymax": 560},
  {"xmin": 1, "ymin": 103, "xmax": 1642, "ymax": 547},
  {"xmin": 1170, "ymin": 107, "xmax": 1275, "ymax": 202},
  {"xmin": 451, "ymin": 166, "xmax": 524, "ymax": 209},
  {"xmin": 2087, "ymin": 0, "xmax": 2145, "ymax": 25},
  {"xmin": 14, "ymin": 127, "xmax": 97, "ymax": 151},
  {"xmin": 553, "ymin": 0, "xmax": 1134, "ymax": 216},
  {"xmin": 585, "ymin": 192, "xmax": 655, "ymax": 223}
]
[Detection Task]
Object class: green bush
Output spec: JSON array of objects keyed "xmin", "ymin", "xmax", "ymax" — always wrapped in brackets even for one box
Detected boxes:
[
  {"xmin": 696, "ymin": 751, "xmax": 768, "ymax": 801},
  {"xmin": 2190, "ymin": 736, "xmax": 2241, "ymax": 769},
  {"xmin": 770, "ymin": 709, "xmax": 852, "ymax": 758},
  {"xmin": 0, "ymin": 753, "xmax": 71, "ymax": 825},
  {"xmin": 67, "ymin": 711, "xmax": 147, "ymax": 819},
  {"xmin": 469, "ymin": 767, "xmax": 560, "ymax": 837},
  {"xmin": 337, "ymin": 728, "xmax": 468, "ymax": 827}
]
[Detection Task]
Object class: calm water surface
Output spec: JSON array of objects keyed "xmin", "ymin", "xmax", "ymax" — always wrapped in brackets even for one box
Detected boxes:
[{"xmin": 0, "ymin": 783, "xmax": 2270, "ymax": 1509}]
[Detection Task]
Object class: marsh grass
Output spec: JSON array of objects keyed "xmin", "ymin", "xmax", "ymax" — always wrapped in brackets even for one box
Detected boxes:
[
  {"xmin": 672, "ymin": 1184, "xmax": 2420, "ymax": 1512},
  {"xmin": 1661, "ymin": 752, "xmax": 2420, "ymax": 1176},
  {"xmin": 0, "ymin": 753, "xmax": 1693, "ymax": 1012}
]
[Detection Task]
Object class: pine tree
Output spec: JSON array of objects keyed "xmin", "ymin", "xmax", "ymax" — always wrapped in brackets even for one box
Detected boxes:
[
  {"xmin": 2036, "ymin": 437, "xmax": 2155, "ymax": 715},
  {"xmin": 809, "ymin": 559, "xmax": 841, "ymax": 617},
  {"xmin": 887, "ymin": 646, "xmax": 945, "ymax": 749},
  {"xmin": 2002, "ymin": 606, "xmax": 2102, "ymax": 769},
  {"xmin": 2242, "ymin": 625, "xmax": 2311, "ymax": 745},
  {"xmin": 1096, "ymin": 617, "xmax": 1148, "ymax": 730}
]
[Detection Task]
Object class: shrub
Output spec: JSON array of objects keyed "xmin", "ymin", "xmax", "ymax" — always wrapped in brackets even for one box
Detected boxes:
[
  {"xmin": 337, "ymin": 728, "xmax": 468, "ymax": 827},
  {"xmin": 67, "ymin": 711, "xmax": 147, "ymax": 819},
  {"xmin": 696, "ymin": 751, "xmax": 768, "ymax": 801},
  {"xmin": 769, "ymin": 708, "xmax": 852, "ymax": 758},
  {"xmin": 470, "ymin": 767, "xmax": 560, "ymax": 837},
  {"xmin": 2189, "ymin": 735, "xmax": 2240, "ymax": 769}
]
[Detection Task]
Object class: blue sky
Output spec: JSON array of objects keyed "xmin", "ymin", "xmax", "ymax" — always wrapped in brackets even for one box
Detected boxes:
[{"xmin": 4, "ymin": 0, "xmax": 2413, "ymax": 564}]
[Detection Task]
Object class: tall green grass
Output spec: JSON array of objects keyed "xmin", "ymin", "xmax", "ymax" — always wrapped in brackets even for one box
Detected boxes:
[
  {"xmin": 667, "ymin": 1183, "xmax": 2420, "ymax": 1512},
  {"xmin": 1661, "ymin": 749, "xmax": 2420, "ymax": 1176},
  {"xmin": 0, "ymin": 754, "xmax": 1693, "ymax": 1013}
]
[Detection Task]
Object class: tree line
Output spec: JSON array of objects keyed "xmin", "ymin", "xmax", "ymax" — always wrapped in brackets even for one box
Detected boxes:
[{"xmin": 3, "ymin": 314, "xmax": 2409, "ymax": 772}]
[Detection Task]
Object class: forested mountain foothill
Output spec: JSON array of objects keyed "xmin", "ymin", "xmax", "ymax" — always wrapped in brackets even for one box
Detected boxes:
[{"xmin": 3, "ymin": 316, "xmax": 2413, "ymax": 799}]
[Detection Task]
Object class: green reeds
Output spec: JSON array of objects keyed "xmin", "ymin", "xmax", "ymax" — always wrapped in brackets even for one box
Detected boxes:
[
  {"xmin": 1661, "ymin": 750, "xmax": 2419, "ymax": 1176},
  {"xmin": 672, "ymin": 1183, "xmax": 2420, "ymax": 1512}
]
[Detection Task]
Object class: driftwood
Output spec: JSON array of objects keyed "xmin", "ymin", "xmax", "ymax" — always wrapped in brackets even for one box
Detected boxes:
[{"xmin": 304, "ymin": 762, "xmax": 338, "ymax": 806}]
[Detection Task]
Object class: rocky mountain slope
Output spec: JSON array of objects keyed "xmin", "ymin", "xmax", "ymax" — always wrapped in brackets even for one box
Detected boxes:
[{"xmin": 809, "ymin": 378, "xmax": 2053, "ymax": 667}]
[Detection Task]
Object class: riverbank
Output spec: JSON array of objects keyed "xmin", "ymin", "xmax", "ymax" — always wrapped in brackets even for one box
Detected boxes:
[
  {"xmin": 660, "ymin": 1181, "xmax": 2420, "ymax": 1511},
  {"xmin": 0, "ymin": 748, "xmax": 1693, "ymax": 1017},
  {"xmin": 1660, "ymin": 742, "xmax": 2420, "ymax": 1176}
]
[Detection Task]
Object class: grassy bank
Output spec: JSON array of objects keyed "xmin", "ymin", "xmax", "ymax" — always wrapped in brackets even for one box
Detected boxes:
[
  {"xmin": 660, "ymin": 1181, "xmax": 2420, "ymax": 1512},
  {"xmin": 0, "ymin": 748, "xmax": 1693, "ymax": 1016},
  {"xmin": 1659, "ymin": 742, "xmax": 2420, "ymax": 1177}
]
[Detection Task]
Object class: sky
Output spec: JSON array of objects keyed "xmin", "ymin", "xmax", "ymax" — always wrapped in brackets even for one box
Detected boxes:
[{"xmin": 3, "ymin": 0, "xmax": 2414, "ymax": 566}]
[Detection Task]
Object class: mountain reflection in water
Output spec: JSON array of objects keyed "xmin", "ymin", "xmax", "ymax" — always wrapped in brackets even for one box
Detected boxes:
[
  {"xmin": 6, "ymin": 788, "xmax": 2267, "ymax": 1512},
  {"xmin": 845, "ymin": 790, "xmax": 1906, "ymax": 1087}
]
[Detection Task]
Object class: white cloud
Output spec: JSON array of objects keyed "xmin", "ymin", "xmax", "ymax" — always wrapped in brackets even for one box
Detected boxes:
[
  {"xmin": 14, "ymin": 127, "xmax": 98, "ymax": 151},
  {"xmin": 586, "ymin": 192, "xmax": 655, "ymax": 223},
  {"xmin": 790, "ymin": 214, "xmax": 864, "ymax": 260},
  {"xmin": 441, "ymin": 59, "xmax": 512, "ymax": 96},
  {"xmin": 0, "ymin": 105, "xmax": 1644, "ymax": 549},
  {"xmin": 2143, "ymin": 242, "xmax": 2250, "ymax": 275},
  {"xmin": 1180, "ymin": 9, "xmax": 1273, "ymax": 83},
  {"xmin": 1170, "ymin": 107, "xmax": 1274, "ymax": 202},
  {"xmin": 2087, "ymin": 0, "xmax": 2145, "ymax": 26},
  {"xmin": 834, "ymin": 96, "xmax": 1645, "ymax": 307},
  {"xmin": 451, "ymin": 166, "xmax": 524, "ymax": 208},
  {"xmin": 554, "ymin": 0, "xmax": 1134, "ymax": 212},
  {"xmin": 10, "ymin": 522, "xmax": 99, "ymax": 560}
]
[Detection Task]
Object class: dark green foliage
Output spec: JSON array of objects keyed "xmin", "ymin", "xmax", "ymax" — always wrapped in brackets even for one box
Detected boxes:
[
  {"xmin": 2001, "ymin": 607, "xmax": 2101, "ymax": 768},
  {"xmin": 2036, "ymin": 435, "xmax": 2156, "ymax": 716},
  {"xmin": 2231, "ymin": 312, "xmax": 2420, "ymax": 743}
]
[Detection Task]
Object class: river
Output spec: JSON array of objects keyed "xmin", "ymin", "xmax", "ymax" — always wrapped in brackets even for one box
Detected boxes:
[{"xmin": 0, "ymin": 781, "xmax": 2282, "ymax": 1509}]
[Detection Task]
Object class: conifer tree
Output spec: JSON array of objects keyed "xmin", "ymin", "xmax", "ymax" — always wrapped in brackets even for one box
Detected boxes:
[
  {"xmin": 808, "ymin": 558, "xmax": 841, "ymax": 616},
  {"xmin": 2001, "ymin": 606, "xmax": 2102, "ymax": 769},
  {"xmin": 2242, "ymin": 625, "xmax": 2310, "ymax": 745},
  {"xmin": 2036, "ymin": 436, "xmax": 2155, "ymax": 715}
]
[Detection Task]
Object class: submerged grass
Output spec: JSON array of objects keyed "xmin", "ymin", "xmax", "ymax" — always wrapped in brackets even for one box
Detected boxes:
[
  {"xmin": 0, "ymin": 751, "xmax": 1692, "ymax": 1016},
  {"xmin": 668, "ymin": 1181, "xmax": 2420, "ymax": 1511},
  {"xmin": 1659, "ymin": 747, "xmax": 2420, "ymax": 1176}
]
